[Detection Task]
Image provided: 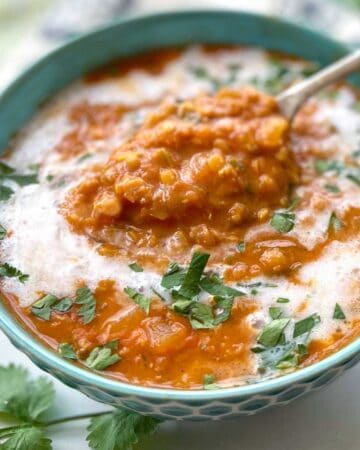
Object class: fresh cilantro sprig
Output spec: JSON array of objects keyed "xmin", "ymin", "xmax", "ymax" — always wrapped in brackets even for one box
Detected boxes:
[{"xmin": 0, "ymin": 364, "xmax": 160, "ymax": 450}]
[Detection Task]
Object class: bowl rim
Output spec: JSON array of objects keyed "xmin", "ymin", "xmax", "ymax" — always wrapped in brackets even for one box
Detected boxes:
[{"xmin": 0, "ymin": 8, "xmax": 359, "ymax": 402}]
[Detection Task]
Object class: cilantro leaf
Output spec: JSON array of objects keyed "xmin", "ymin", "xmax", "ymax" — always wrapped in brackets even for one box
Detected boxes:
[
  {"xmin": 213, "ymin": 297, "xmax": 234, "ymax": 325},
  {"xmin": 178, "ymin": 252, "xmax": 209, "ymax": 299},
  {"xmin": 124, "ymin": 287, "xmax": 151, "ymax": 314},
  {"xmin": 87, "ymin": 409, "xmax": 160, "ymax": 450},
  {"xmin": 0, "ymin": 427, "xmax": 52, "ymax": 450},
  {"xmin": 189, "ymin": 302, "xmax": 215, "ymax": 329},
  {"xmin": 333, "ymin": 303, "xmax": 346, "ymax": 320},
  {"xmin": 0, "ymin": 263, "xmax": 28, "ymax": 283},
  {"xmin": 31, "ymin": 295, "xmax": 59, "ymax": 321},
  {"xmin": 199, "ymin": 274, "xmax": 245, "ymax": 298},
  {"xmin": 0, "ymin": 185, "xmax": 14, "ymax": 201},
  {"xmin": 314, "ymin": 159, "xmax": 344, "ymax": 174},
  {"xmin": 58, "ymin": 343, "xmax": 77, "ymax": 360},
  {"xmin": 237, "ymin": 241, "xmax": 246, "ymax": 252},
  {"xmin": 277, "ymin": 297, "xmax": 290, "ymax": 303},
  {"xmin": 86, "ymin": 344, "xmax": 121, "ymax": 371},
  {"xmin": 203, "ymin": 374, "xmax": 219, "ymax": 390},
  {"xmin": 0, "ymin": 365, "xmax": 54, "ymax": 422},
  {"xmin": 75, "ymin": 286, "xmax": 96, "ymax": 324},
  {"xmin": 52, "ymin": 297, "xmax": 73, "ymax": 313},
  {"xmin": 257, "ymin": 318, "xmax": 290, "ymax": 348},
  {"xmin": 270, "ymin": 211, "xmax": 295, "ymax": 233},
  {"xmin": 0, "ymin": 224, "xmax": 6, "ymax": 240},
  {"xmin": 324, "ymin": 183, "xmax": 340, "ymax": 193},
  {"xmin": 293, "ymin": 313, "xmax": 320, "ymax": 338},
  {"xmin": 161, "ymin": 262, "xmax": 186, "ymax": 289},
  {"xmin": 328, "ymin": 212, "xmax": 343, "ymax": 233},
  {"xmin": 269, "ymin": 306, "xmax": 283, "ymax": 320},
  {"xmin": 128, "ymin": 263, "xmax": 143, "ymax": 272}
]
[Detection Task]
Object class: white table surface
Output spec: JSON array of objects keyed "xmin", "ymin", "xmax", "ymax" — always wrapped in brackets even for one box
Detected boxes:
[{"xmin": 1, "ymin": 331, "xmax": 359, "ymax": 450}]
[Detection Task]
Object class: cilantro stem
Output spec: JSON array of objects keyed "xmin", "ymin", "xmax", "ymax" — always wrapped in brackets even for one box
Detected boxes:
[
  {"xmin": 0, "ymin": 411, "xmax": 112, "ymax": 435},
  {"xmin": 46, "ymin": 410, "xmax": 112, "ymax": 426}
]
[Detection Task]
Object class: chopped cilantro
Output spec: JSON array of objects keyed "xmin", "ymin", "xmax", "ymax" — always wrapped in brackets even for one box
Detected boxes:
[
  {"xmin": 328, "ymin": 212, "xmax": 343, "ymax": 233},
  {"xmin": 0, "ymin": 263, "xmax": 28, "ymax": 283},
  {"xmin": 128, "ymin": 262, "xmax": 144, "ymax": 272},
  {"xmin": 58, "ymin": 343, "xmax": 77, "ymax": 360},
  {"xmin": 124, "ymin": 287, "xmax": 151, "ymax": 314},
  {"xmin": 257, "ymin": 318, "xmax": 290, "ymax": 348},
  {"xmin": 200, "ymin": 273, "xmax": 245, "ymax": 298},
  {"xmin": 333, "ymin": 303, "xmax": 346, "ymax": 320},
  {"xmin": 277, "ymin": 297, "xmax": 290, "ymax": 304},
  {"xmin": 161, "ymin": 262, "xmax": 186, "ymax": 289},
  {"xmin": 237, "ymin": 241, "xmax": 246, "ymax": 252},
  {"xmin": 203, "ymin": 374, "xmax": 219, "ymax": 390},
  {"xmin": 269, "ymin": 306, "xmax": 283, "ymax": 320},
  {"xmin": 178, "ymin": 252, "xmax": 209, "ymax": 299},
  {"xmin": 270, "ymin": 211, "xmax": 295, "ymax": 233},
  {"xmin": 75, "ymin": 286, "xmax": 96, "ymax": 324},
  {"xmin": 324, "ymin": 183, "xmax": 340, "ymax": 193},
  {"xmin": 0, "ymin": 224, "xmax": 6, "ymax": 240},
  {"xmin": 86, "ymin": 343, "xmax": 121, "ymax": 371},
  {"xmin": 31, "ymin": 295, "xmax": 59, "ymax": 321},
  {"xmin": 293, "ymin": 313, "xmax": 320, "ymax": 338}
]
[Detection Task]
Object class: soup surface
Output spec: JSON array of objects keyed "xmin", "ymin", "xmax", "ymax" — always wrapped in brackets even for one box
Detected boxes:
[{"xmin": 1, "ymin": 46, "xmax": 360, "ymax": 389}]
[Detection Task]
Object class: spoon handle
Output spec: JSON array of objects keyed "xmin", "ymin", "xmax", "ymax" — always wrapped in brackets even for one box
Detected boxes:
[{"xmin": 277, "ymin": 49, "xmax": 360, "ymax": 120}]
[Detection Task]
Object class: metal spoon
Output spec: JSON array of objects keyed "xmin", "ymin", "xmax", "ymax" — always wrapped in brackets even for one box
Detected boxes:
[{"xmin": 277, "ymin": 49, "xmax": 360, "ymax": 120}]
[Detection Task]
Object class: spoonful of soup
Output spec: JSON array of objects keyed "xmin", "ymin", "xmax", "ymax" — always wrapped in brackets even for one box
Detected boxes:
[{"xmin": 277, "ymin": 49, "xmax": 360, "ymax": 120}]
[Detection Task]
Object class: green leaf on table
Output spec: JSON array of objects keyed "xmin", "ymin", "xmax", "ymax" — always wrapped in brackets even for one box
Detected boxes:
[
  {"xmin": 87, "ymin": 409, "xmax": 160, "ymax": 450},
  {"xmin": 0, "ymin": 365, "xmax": 54, "ymax": 422},
  {"xmin": 0, "ymin": 427, "xmax": 52, "ymax": 450}
]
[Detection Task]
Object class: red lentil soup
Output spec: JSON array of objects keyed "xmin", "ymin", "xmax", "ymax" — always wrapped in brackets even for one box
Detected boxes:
[{"xmin": 1, "ymin": 46, "xmax": 360, "ymax": 389}]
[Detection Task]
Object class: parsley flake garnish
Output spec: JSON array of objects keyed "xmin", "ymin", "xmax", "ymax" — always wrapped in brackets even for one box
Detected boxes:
[
  {"xmin": 333, "ymin": 303, "xmax": 346, "ymax": 320},
  {"xmin": 124, "ymin": 287, "xmax": 151, "ymax": 314}
]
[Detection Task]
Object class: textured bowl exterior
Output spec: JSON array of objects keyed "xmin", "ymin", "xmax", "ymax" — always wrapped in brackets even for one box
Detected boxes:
[{"xmin": 0, "ymin": 10, "xmax": 360, "ymax": 420}]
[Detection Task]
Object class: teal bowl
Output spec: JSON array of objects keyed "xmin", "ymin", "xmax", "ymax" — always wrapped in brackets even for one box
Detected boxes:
[{"xmin": 0, "ymin": 10, "xmax": 359, "ymax": 421}]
